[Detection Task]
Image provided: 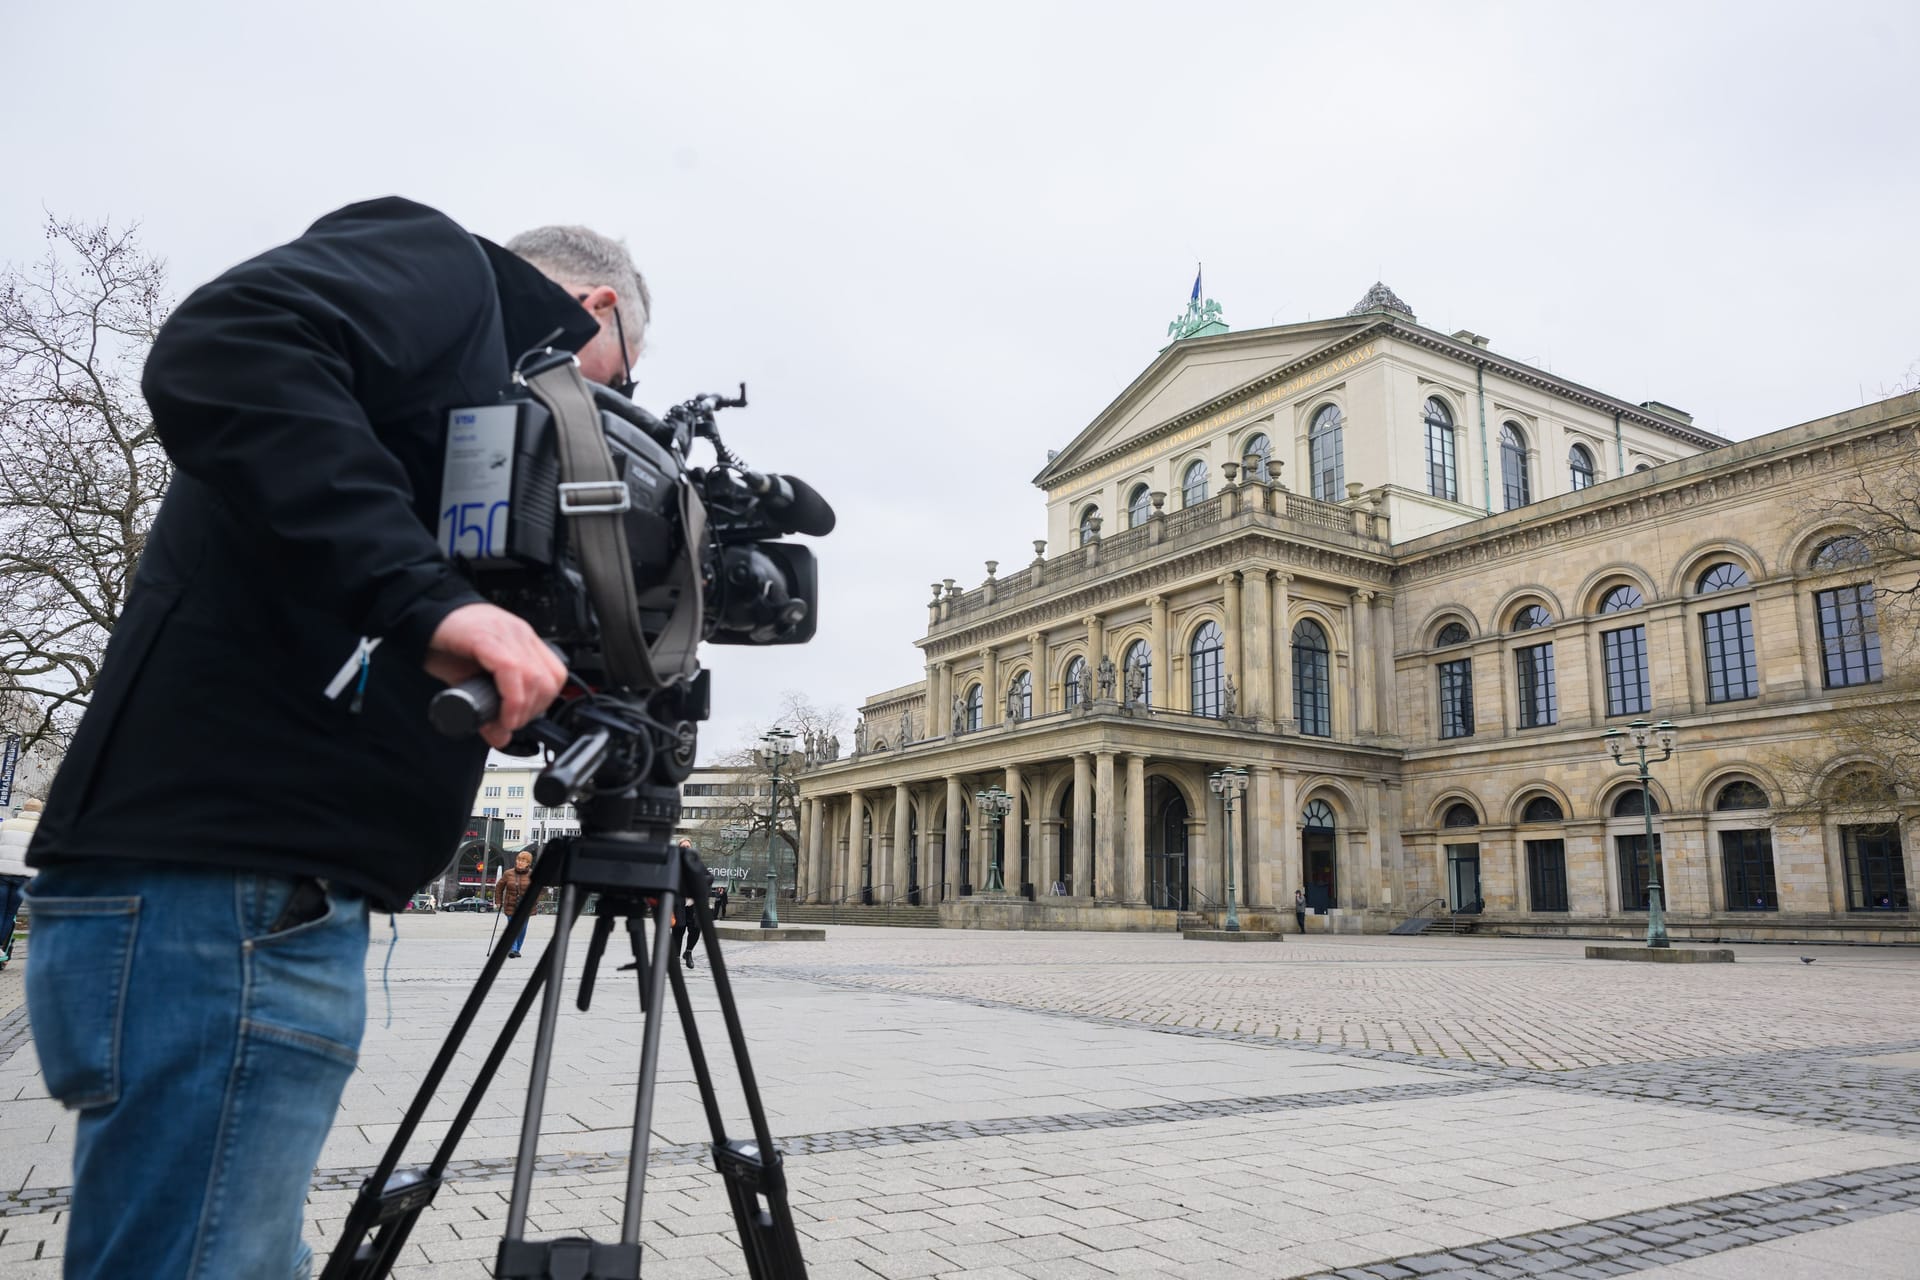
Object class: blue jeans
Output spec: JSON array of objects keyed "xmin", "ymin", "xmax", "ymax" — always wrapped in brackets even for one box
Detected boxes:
[
  {"xmin": 509, "ymin": 912, "xmax": 529, "ymax": 955},
  {"xmin": 26, "ymin": 864, "xmax": 369, "ymax": 1279},
  {"xmin": 0, "ymin": 873, "xmax": 26, "ymax": 957}
]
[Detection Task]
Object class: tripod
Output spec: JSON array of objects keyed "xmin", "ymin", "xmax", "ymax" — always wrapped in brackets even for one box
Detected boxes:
[{"xmin": 323, "ymin": 820, "xmax": 808, "ymax": 1279}]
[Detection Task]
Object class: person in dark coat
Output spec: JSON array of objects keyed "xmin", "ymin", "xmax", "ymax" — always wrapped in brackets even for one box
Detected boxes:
[{"xmin": 22, "ymin": 198, "xmax": 649, "ymax": 1280}]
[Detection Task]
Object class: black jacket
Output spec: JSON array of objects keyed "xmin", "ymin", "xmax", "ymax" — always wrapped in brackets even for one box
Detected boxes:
[{"xmin": 29, "ymin": 198, "xmax": 599, "ymax": 909}]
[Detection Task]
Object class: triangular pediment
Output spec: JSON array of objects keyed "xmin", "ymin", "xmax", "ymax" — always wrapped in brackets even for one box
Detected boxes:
[{"xmin": 1035, "ymin": 317, "xmax": 1382, "ymax": 490}]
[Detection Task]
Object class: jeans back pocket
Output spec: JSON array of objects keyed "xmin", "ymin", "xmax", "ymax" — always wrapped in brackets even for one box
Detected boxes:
[{"xmin": 23, "ymin": 895, "xmax": 141, "ymax": 1110}]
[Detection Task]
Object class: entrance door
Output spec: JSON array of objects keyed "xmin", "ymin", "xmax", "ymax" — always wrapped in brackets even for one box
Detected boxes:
[
  {"xmin": 1302, "ymin": 799, "xmax": 1336, "ymax": 910},
  {"xmin": 907, "ymin": 812, "xmax": 920, "ymax": 905},
  {"xmin": 1148, "ymin": 783, "xmax": 1189, "ymax": 910},
  {"xmin": 1446, "ymin": 843, "xmax": 1482, "ymax": 912},
  {"xmin": 1055, "ymin": 785, "xmax": 1075, "ymax": 896}
]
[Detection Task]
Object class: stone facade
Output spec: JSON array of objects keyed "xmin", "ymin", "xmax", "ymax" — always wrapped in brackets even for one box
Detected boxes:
[{"xmin": 796, "ymin": 291, "xmax": 1920, "ymax": 943}]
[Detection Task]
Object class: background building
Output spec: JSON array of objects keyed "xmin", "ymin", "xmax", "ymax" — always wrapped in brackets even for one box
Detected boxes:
[{"xmin": 794, "ymin": 285, "xmax": 1918, "ymax": 943}]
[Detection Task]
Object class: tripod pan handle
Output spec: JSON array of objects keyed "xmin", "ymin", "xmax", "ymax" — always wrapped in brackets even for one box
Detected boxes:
[{"xmin": 429, "ymin": 677, "xmax": 500, "ymax": 739}]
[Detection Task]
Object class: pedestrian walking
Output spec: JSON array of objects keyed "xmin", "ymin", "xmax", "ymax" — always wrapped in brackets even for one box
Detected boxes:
[
  {"xmin": 0, "ymin": 800, "xmax": 40, "ymax": 967},
  {"xmin": 497, "ymin": 848, "xmax": 541, "ymax": 958},
  {"xmin": 1293, "ymin": 887, "xmax": 1307, "ymax": 936},
  {"xmin": 713, "ymin": 883, "xmax": 729, "ymax": 919}
]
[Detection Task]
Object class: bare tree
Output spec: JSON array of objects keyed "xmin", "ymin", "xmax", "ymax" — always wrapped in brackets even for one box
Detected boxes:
[
  {"xmin": 1770, "ymin": 418, "xmax": 1920, "ymax": 815},
  {"xmin": 0, "ymin": 216, "xmax": 171, "ymax": 754},
  {"xmin": 685, "ymin": 692, "xmax": 848, "ymax": 882}
]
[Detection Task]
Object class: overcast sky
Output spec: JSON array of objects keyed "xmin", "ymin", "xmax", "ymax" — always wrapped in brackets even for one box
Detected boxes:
[{"xmin": 6, "ymin": 2, "xmax": 1916, "ymax": 759}]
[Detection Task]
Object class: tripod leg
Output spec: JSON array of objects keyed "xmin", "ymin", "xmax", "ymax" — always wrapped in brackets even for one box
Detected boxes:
[
  {"xmin": 503, "ymin": 882, "xmax": 581, "ymax": 1239},
  {"xmin": 619, "ymin": 894, "xmax": 678, "ymax": 1245}
]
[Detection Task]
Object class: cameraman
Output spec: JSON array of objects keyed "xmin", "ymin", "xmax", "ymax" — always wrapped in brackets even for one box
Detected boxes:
[{"xmin": 23, "ymin": 199, "xmax": 650, "ymax": 1280}]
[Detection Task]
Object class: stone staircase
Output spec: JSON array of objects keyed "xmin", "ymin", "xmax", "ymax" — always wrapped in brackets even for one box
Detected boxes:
[{"xmin": 773, "ymin": 903, "xmax": 944, "ymax": 929}]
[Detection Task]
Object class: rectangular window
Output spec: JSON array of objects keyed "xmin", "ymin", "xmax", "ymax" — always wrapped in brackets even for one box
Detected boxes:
[
  {"xmin": 1616, "ymin": 833, "xmax": 1665, "ymax": 911},
  {"xmin": 1843, "ymin": 824, "xmax": 1909, "ymax": 911},
  {"xmin": 1426, "ymin": 423, "xmax": 1457, "ymax": 501},
  {"xmin": 1701, "ymin": 605, "xmax": 1758, "ymax": 702},
  {"xmin": 1720, "ymin": 829, "xmax": 1778, "ymax": 911},
  {"xmin": 483, "ymin": 785, "xmax": 502, "ymax": 798},
  {"xmin": 1817, "ymin": 585, "xmax": 1883, "ymax": 689},
  {"xmin": 482, "ymin": 806, "xmax": 499, "ymax": 818},
  {"xmin": 506, "ymin": 828, "xmax": 521, "ymax": 842},
  {"xmin": 1601, "ymin": 625, "xmax": 1650, "ymax": 716},
  {"xmin": 507, "ymin": 785, "xmax": 526, "ymax": 798},
  {"xmin": 1514, "ymin": 642, "xmax": 1558, "ymax": 728},
  {"xmin": 1437, "ymin": 658, "xmax": 1474, "ymax": 739},
  {"xmin": 1526, "ymin": 839, "xmax": 1569, "ymax": 912}
]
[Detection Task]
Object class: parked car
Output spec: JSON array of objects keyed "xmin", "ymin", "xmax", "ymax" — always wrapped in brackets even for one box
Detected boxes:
[
  {"xmin": 407, "ymin": 894, "xmax": 437, "ymax": 913},
  {"xmin": 443, "ymin": 896, "xmax": 493, "ymax": 913}
]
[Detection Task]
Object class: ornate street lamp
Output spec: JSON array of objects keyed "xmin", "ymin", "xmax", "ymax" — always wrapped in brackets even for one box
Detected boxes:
[
  {"xmin": 1208, "ymin": 766, "xmax": 1249, "ymax": 931},
  {"xmin": 1603, "ymin": 718, "xmax": 1678, "ymax": 948},
  {"xmin": 756, "ymin": 728, "xmax": 798, "ymax": 929},
  {"xmin": 976, "ymin": 786, "xmax": 1013, "ymax": 893}
]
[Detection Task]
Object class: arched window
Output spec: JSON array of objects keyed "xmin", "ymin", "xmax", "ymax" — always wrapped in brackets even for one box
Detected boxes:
[
  {"xmin": 1443, "ymin": 802, "xmax": 1480, "ymax": 828},
  {"xmin": 1812, "ymin": 536, "xmax": 1870, "ymax": 569},
  {"xmin": 1241, "ymin": 433, "xmax": 1272, "ymax": 482},
  {"xmin": 1127, "ymin": 484, "xmax": 1152, "ymax": 529},
  {"xmin": 1716, "ymin": 780, "xmax": 1770, "ymax": 810},
  {"xmin": 1292, "ymin": 619, "xmax": 1331, "ymax": 737},
  {"xmin": 1424, "ymin": 398, "xmax": 1457, "ymax": 501},
  {"xmin": 1064, "ymin": 656, "xmax": 1089, "ymax": 708},
  {"xmin": 1512, "ymin": 604, "xmax": 1554, "ymax": 630},
  {"xmin": 1077, "ymin": 505, "xmax": 1100, "ymax": 547},
  {"xmin": 1697, "ymin": 562, "xmax": 1751, "ymax": 593},
  {"xmin": 1008, "ymin": 670, "xmax": 1032, "ymax": 721},
  {"xmin": 1189, "ymin": 621, "xmax": 1224, "ymax": 717},
  {"xmin": 1123, "ymin": 639, "xmax": 1153, "ymax": 705},
  {"xmin": 959, "ymin": 683, "xmax": 983, "ymax": 733},
  {"xmin": 1600, "ymin": 585, "xmax": 1644, "ymax": 613},
  {"xmin": 1634, "ymin": 463, "xmax": 1653, "ymax": 473},
  {"xmin": 1500, "ymin": 422, "xmax": 1531, "ymax": 509},
  {"xmin": 1309, "ymin": 404, "xmax": 1345, "ymax": 501},
  {"xmin": 1569, "ymin": 444, "xmax": 1596, "ymax": 491},
  {"xmin": 1181, "ymin": 459, "xmax": 1209, "ymax": 508},
  {"xmin": 1435, "ymin": 621, "xmax": 1471, "ymax": 647},
  {"xmin": 1613, "ymin": 789, "xmax": 1660, "ymax": 817},
  {"xmin": 1302, "ymin": 799, "xmax": 1336, "ymax": 830},
  {"xmin": 1521, "ymin": 796, "xmax": 1564, "ymax": 823}
]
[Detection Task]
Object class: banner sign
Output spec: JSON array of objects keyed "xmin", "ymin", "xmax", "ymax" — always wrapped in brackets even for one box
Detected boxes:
[{"xmin": 0, "ymin": 733, "xmax": 18, "ymax": 809}]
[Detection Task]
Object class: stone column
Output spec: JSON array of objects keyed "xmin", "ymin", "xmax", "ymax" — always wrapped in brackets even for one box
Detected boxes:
[
  {"xmin": 808, "ymin": 798, "xmax": 826, "ymax": 903},
  {"xmin": 1273, "ymin": 573, "xmax": 1294, "ymax": 729},
  {"xmin": 981, "ymin": 646, "xmax": 1000, "ymax": 727},
  {"xmin": 1149, "ymin": 595, "xmax": 1170, "ymax": 708},
  {"xmin": 1243, "ymin": 568, "xmax": 1272, "ymax": 722},
  {"xmin": 1250, "ymin": 767, "xmax": 1276, "ymax": 908},
  {"xmin": 1073, "ymin": 753, "xmax": 1093, "ymax": 896},
  {"xmin": 1084, "ymin": 613, "xmax": 1105, "ymax": 676},
  {"xmin": 1027, "ymin": 631, "xmax": 1045, "ymax": 713},
  {"xmin": 1003, "ymin": 765, "xmax": 1024, "ymax": 893},
  {"xmin": 1220, "ymin": 574, "xmax": 1243, "ymax": 701},
  {"xmin": 932, "ymin": 661, "xmax": 950, "ymax": 738},
  {"xmin": 833, "ymin": 801, "xmax": 849, "ymax": 903},
  {"xmin": 848, "ymin": 791, "xmax": 867, "ymax": 899},
  {"xmin": 891, "ymin": 783, "xmax": 911, "ymax": 902},
  {"xmin": 1351, "ymin": 589, "xmax": 1377, "ymax": 735},
  {"xmin": 970, "ymin": 791, "xmax": 988, "ymax": 890},
  {"xmin": 1095, "ymin": 750, "xmax": 1117, "ymax": 902},
  {"xmin": 945, "ymin": 775, "xmax": 966, "ymax": 895},
  {"xmin": 1278, "ymin": 770, "xmax": 1299, "ymax": 907},
  {"xmin": 927, "ymin": 831, "xmax": 946, "ymax": 905},
  {"xmin": 1126, "ymin": 754, "xmax": 1147, "ymax": 905},
  {"xmin": 1039, "ymin": 817, "xmax": 1062, "ymax": 894},
  {"xmin": 1373, "ymin": 593, "xmax": 1396, "ymax": 738}
]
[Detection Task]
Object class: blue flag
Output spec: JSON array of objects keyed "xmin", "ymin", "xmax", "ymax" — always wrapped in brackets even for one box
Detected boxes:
[{"xmin": 1189, "ymin": 265, "xmax": 1202, "ymax": 305}]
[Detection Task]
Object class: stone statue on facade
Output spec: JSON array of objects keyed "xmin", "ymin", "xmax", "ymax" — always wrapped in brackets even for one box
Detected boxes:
[
  {"xmin": 952, "ymin": 694, "xmax": 965, "ymax": 735},
  {"xmin": 1222, "ymin": 674, "xmax": 1239, "ymax": 718},
  {"xmin": 899, "ymin": 709, "xmax": 912, "ymax": 748},
  {"xmin": 1006, "ymin": 684, "xmax": 1022, "ymax": 723},
  {"xmin": 1097, "ymin": 656, "xmax": 1117, "ymax": 699},
  {"xmin": 852, "ymin": 716, "xmax": 868, "ymax": 756},
  {"xmin": 1123, "ymin": 660, "xmax": 1145, "ymax": 707},
  {"xmin": 824, "ymin": 733, "xmax": 839, "ymax": 761}
]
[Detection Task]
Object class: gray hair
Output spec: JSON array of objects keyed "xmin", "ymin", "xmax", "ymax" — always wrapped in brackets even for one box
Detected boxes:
[{"xmin": 506, "ymin": 224, "xmax": 651, "ymax": 351}]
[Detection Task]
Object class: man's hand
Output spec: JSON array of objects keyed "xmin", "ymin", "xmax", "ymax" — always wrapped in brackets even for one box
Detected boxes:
[{"xmin": 425, "ymin": 603, "xmax": 568, "ymax": 748}]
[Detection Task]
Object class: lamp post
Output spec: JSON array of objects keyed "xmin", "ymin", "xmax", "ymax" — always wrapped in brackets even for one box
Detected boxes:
[
  {"xmin": 1208, "ymin": 766, "xmax": 1249, "ymax": 931},
  {"xmin": 976, "ymin": 785, "xmax": 1012, "ymax": 893},
  {"xmin": 1603, "ymin": 718, "xmax": 1677, "ymax": 948},
  {"xmin": 756, "ymin": 728, "xmax": 797, "ymax": 929}
]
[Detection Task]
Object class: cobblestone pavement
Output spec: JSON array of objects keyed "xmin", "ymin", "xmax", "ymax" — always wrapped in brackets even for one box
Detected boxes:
[{"xmin": 3, "ymin": 923, "xmax": 1919, "ymax": 1277}]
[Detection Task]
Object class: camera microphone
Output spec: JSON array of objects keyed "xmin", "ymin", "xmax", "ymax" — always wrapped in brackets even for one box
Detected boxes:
[{"xmin": 740, "ymin": 470, "xmax": 836, "ymax": 536}]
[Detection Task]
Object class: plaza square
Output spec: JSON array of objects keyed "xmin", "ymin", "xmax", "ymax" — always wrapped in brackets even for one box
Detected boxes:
[{"xmin": 6, "ymin": 920, "xmax": 1920, "ymax": 1277}]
